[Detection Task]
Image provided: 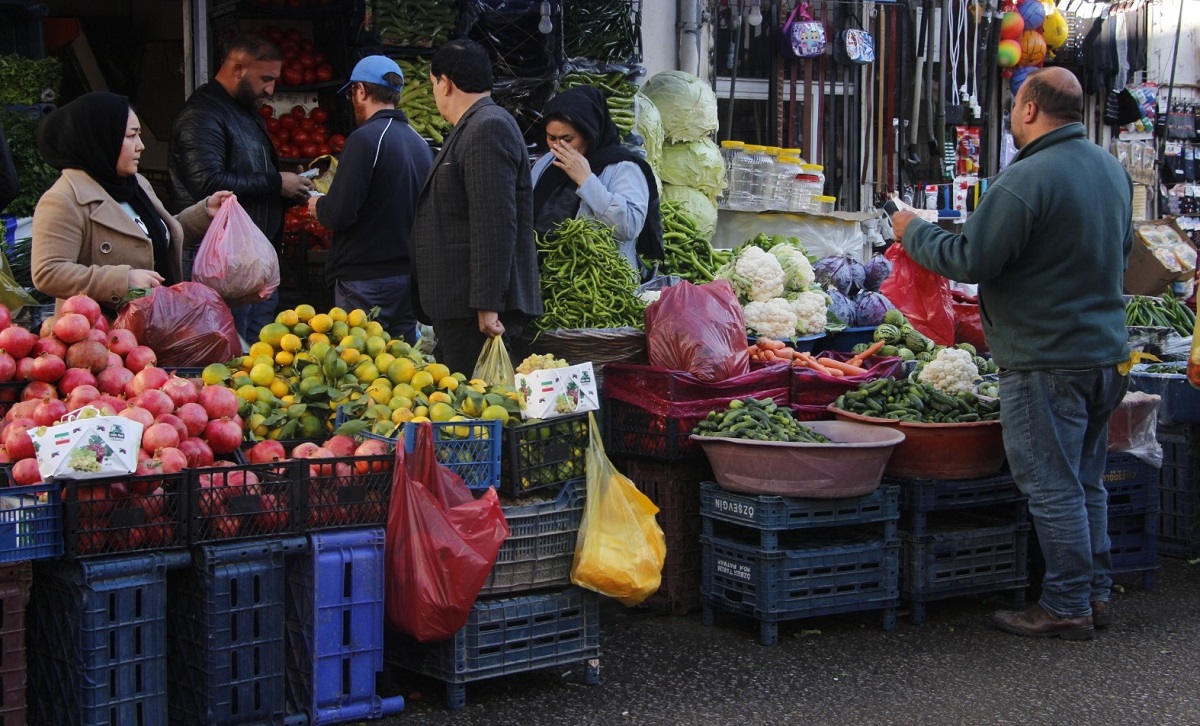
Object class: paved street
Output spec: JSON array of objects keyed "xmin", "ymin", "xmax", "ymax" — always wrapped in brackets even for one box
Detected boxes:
[{"xmin": 380, "ymin": 557, "xmax": 1200, "ymax": 725}]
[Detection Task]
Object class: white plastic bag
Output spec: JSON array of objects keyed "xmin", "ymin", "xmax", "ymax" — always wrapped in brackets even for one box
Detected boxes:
[{"xmin": 31, "ymin": 406, "xmax": 143, "ymax": 481}]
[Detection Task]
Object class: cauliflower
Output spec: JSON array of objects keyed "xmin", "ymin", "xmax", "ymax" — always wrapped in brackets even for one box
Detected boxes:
[
  {"xmin": 918, "ymin": 347, "xmax": 979, "ymax": 395},
  {"xmin": 743, "ymin": 298, "xmax": 797, "ymax": 340},
  {"xmin": 717, "ymin": 246, "xmax": 785, "ymax": 302},
  {"xmin": 788, "ymin": 290, "xmax": 828, "ymax": 335},
  {"xmin": 769, "ymin": 243, "xmax": 816, "ymax": 293},
  {"xmin": 639, "ymin": 290, "xmax": 662, "ymax": 304}
]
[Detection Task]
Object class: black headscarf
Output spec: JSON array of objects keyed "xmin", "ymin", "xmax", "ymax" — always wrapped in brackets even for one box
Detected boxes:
[
  {"xmin": 38, "ymin": 92, "xmax": 174, "ymax": 284},
  {"xmin": 534, "ymin": 86, "xmax": 663, "ymax": 259}
]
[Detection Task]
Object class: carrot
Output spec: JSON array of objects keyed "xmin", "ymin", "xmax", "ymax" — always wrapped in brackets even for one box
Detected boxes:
[
  {"xmin": 817, "ymin": 357, "xmax": 869, "ymax": 376},
  {"xmin": 776, "ymin": 347, "xmax": 796, "ymax": 360},
  {"xmin": 761, "ymin": 338, "xmax": 788, "ymax": 351},
  {"xmin": 798, "ymin": 352, "xmax": 842, "ymax": 376},
  {"xmin": 847, "ymin": 340, "xmax": 886, "ymax": 367},
  {"xmin": 761, "ymin": 349, "xmax": 780, "ymax": 361}
]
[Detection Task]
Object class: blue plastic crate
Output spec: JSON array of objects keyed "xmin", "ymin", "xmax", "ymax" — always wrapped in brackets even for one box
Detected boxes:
[
  {"xmin": 286, "ymin": 528, "xmax": 404, "ymax": 724},
  {"xmin": 387, "ymin": 587, "xmax": 601, "ymax": 710},
  {"xmin": 814, "ymin": 326, "xmax": 876, "ymax": 354},
  {"xmin": 700, "ymin": 481, "xmax": 899, "ymax": 533},
  {"xmin": 888, "ymin": 470, "xmax": 1025, "ymax": 514},
  {"xmin": 480, "ymin": 478, "xmax": 585, "ymax": 597},
  {"xmin": 1127, "ymin": 365, "xmax": 1200, "ymax": 424},
  {"xmin": 1103, "ymin": 452, "xmax": 1159, "ymax": 516},
  {"xmin": 1156, "ymin": 423, "xmax": 1200, "ymax": 559},
  {"xmin": 167, "ymin": 536, "xmax": 307, "ymax": 725},
  {"xmin": 700, "ymin": 531, "xmax": 899, "ymax": 645},
  {"xmin": 1108, "ymin": 511, "xmax": 1158, "ymax": 588},
  {"xmin": 362, "ymin": 419, "xmax": 502, "ymax": 490},
  {"xmin": 0, "ymin": 480, "xmax": 63, "ymax": 562},
  {"xmin": 27, "ymin": 551, "xmax": 190, "ymax": 726},
  {"xmin": 0, "ymin": 561, "xmax": 31, "ymax": 725}
]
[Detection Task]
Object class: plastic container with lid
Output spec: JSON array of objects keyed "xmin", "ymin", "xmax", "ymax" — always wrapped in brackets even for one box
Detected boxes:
[
  {"xmin": 718, "ymin": 140, "xmax": 745, "ymax": 206},
  {"xmin": 771, "ymin": 155, "xmax": 804, "ymax": 212},
  {"xmin": 728, "ymin": 144, "xmax": 771, "ymax": 211},
  {"xmin": 815, "ymin": 195, "xmax": 837, "ymax": 214}
]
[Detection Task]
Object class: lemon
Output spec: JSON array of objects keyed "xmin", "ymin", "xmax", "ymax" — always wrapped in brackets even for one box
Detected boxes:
[
  {"xmin": 281, "ymin": 394, "xmax": 295, "ymax": 406},
  {"xmin": 201, "ymin": 363, "xmax": 231, "ymax": 386},
  {"xmin": 427, "ymin": 391, "xmax": 453, "ymax": 405},
  {"xmin": 300, "ymin": 363, "xmax": 321, "ymax": 380},
  {"xmin": 231, "ymin": 373, "xmax": 253, "ymax": 389},
  {"xmin": 391, "ymin": 382, "xmax": 416, "ymax": 400},
  {"xmin": 295, "ymin": 304, "xmax": 316, "ymax": 322},
  {"xmin": 274, "ymin": 350, "xmax": 294, "ymax": 367},
  {"xmin": 299, "ymin": 412, "xmax": 325, "ymax": 438},
  {"xmin": 328, "ymin": 307, "xmax": 348, "ymax": 323},
  {"xmin": 387, "ymin": 358, "xmax": 416, "ymax": 386},
  {"xmin": 309, "ymin": 341, "xmax": 331, "ymax": 362},
  {"xmin": 249, "ymin": 362, "xmax": 275, "ymax": 386},
  {"xmin": 309, "ymin": 313, "xmax": 333, "ymax": 333},
  {"xmin": 410, "ymin": 370, "xmax": 435, "ymax": 393},
  {"xmin": 409, "ymin": 415, "xmax": 431, "ymax": 424},
  {"xmin": 481, "ymin": 404, "xmax": 511, "ymax": 425},
  {"xmin": 354, "ymin": 362, "xmax": 380, "ymax": 384},
  {"xmin": 249, "ymin": 413, "xmax": 268, "ymax": 437},
  {"xmin": 339, "ymin": 347, "xmax": 361, "ymax": 366},
  {"xmin": 347, "ymin": 308, "xmax": 368, "ymax": 328},
  {"xmin": 327, "ymin": 358, "xmax": 349, "ymax": 379},
  {"xmin": 280, "ymin": 333, "xmax": 302, "ymax": 353},
  {"xmin": 348, "ymin": 326, "xmax": 368, "ymax": 342},
  {"xmin": 387, "ymin": 340, "xmax": 411, "ymax": 358},
  {"xmin": 253, "ymin": 354, "xmax": 276, "ymax": 369},
  {"xmin": 448, "ymin": 415, "xmax": 473, "ymax": 439},
  {"xmin": 460, "ymin": 396, "xmax": 479, "ymax": 417},
  {"xmin": 248, "ymin": 341, "xmax": 275, "ymax": 360},
  {"xmin": 367, "ymin": 385, "xmax": 391, "ymax": 406},
  {"xmin": 236, "ymin": 384, "xmax": 258, "ymax": 402},
  {"xmin": 437, "ymin": 376, "xmax": 459, "ymax": 392},
  {"xmin": 291, "ymin": 322, "xmax": 313, "ymax": 339},
  {"xmin": 365, "ymin": 335, "xmax": 387, "ymax": 358},
  {"xmin": 364, "ymin": 320, "xmax": 385, "ymax": 337},
  {"xmin": 298, "ymin": 376, "xmax": 323, "ymax": 397},
  {"xmin": 338, "ymin": 335, "xmax": 365, "ymax": 354},
  {"xmin": 259, "ymin": 322, "xmax": 290, "ymax": 348},
  {"xmin": 269, "ymin": 377, "xmax": 289, "ymax": 398},
  {"xmin": 374, "ymin": 352, "xmax": 396, "ymax": 372},
  {"xmin": 413, "ymin": 405, "xmax": 429, "ymax": 418},
  {"xmin": 255, "ymin": 385, "xmax": 275, "ymax": 403},
  {"xmin": 292, "ymin": 351, "xmax": 312, "ymax": 365},
  {"xmin": 423, "ymin": 363, "xmax": 450, "ymax": 383},
  {"xmin": 389, "ymin": 395, "xmax": 413, "ymax": 411},
  {"xmin": 391, "ymin": 407, "xmax": 415, "ymax": 424},
  {"xmin": 276, "ymin": 309, "xmax": 299, "ymax": 327},
  {"xmin": 331, "ymin": 321, "xmax": 350, "ymax": 342}
]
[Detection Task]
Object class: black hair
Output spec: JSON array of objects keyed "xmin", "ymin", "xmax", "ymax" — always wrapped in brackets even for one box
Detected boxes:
[
  {"xmin": 360, "ymin": 75, "xmax": 402, "ymax": 106},
  {"xmin": 429, "ymin": 39, "xmax": 493, "ymax": 94},
  {"xmin": 1022, "ymin": 71, "xmax": 1083, "ymax": 124},
  {"xmin": 223, "ymin": 34, "xmax": 283, "ymax": 63}
]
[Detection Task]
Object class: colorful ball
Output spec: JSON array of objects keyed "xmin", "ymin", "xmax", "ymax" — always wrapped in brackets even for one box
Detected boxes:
[
  {"xmin": 1009, "ymin": 65, "xmax": 1036, "ymax": 94},
  {"xmin": 1000, "ymin": 11, "xmax": 1025, "ymax": 40},
  {"xmin": 1019, "ymin": 30, "xmax": 1047, "ymax": 66},
  {"xmin": 1042, "ymin": 9, "xmax": 1069, "ymax": 49},
  {"xmin": 997, "ymin": 39, "xmax": 1023, "ymax": 68},
  {"xmin": 1018, "ymin": 0, "xmax": 1046, "ymax": 31}
]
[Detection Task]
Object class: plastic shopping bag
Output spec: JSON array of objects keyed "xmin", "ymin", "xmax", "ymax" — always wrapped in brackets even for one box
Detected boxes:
[
  {"xmin": 191, "ymin": 195, "xmax": 280, "ymax": 305},
  {"xmin": 472, "ymin": 335, "xmax": 515, "ymax": 388},
  {"xmin": 385, "ymin": 422, "xmax": 509, "ymax": 642},
  {"xmin": 30, "ymin": 406, "xmax": 143, "ymax": 481},
  {"xmin": 113, "ymin": 282, "xmax": 241, "ymax": 367},
  {"xmin": 879, "ymin": 242, "xmax": 956, "ymax": 346},
  {"xmin": 644, "ymin": 279, "xmax": 750, "ymax": 383},
  {"xmin": 570, "ymin": 413, "xmax": 666, "ymax": 605}
]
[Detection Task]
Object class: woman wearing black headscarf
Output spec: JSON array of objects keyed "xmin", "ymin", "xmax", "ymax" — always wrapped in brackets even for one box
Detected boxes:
[
  {"xmin": 31, "ymin": 92, "xmax": 230, "ymax": 314},
  {"xmin": 531, "ymin": 86, "xmax": 661, "ymax": 273}
]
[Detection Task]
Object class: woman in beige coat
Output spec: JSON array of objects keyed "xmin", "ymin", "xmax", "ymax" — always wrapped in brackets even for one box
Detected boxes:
[{"xmin": 32, "ymin": 92, "xmax": 230, "ymax": 314}]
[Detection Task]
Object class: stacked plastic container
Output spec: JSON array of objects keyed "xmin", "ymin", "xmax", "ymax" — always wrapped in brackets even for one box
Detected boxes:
[
  {"xmin": 1156, "ymin": 423, "xmax": 1200, "ymax": 559},
  {"xmin": 1101, "ymin": 453, "xmax": 1159, "ymax": 589}
]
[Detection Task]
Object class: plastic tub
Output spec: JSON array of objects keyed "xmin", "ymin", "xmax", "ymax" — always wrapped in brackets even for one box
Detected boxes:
[
  {"xmin": 689, "ymin": 420, "xmax": 905, "ymax": 498},
  {"xmin": 828, "ymin": 407, "xmax": 1006, "ymax": 480}
]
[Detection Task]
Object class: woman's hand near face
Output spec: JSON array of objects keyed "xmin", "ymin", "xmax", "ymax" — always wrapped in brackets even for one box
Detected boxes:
[
  {"xmin": 129, "ymin": 268, "xmax": 164, "ymax": 289},
  {"xmin": 205, "ymin": 191, "xmax": 234, "ymax": 217},
  {"xmin": 550, "ymin": 140, "xmax": 593, "ymax": 187}
]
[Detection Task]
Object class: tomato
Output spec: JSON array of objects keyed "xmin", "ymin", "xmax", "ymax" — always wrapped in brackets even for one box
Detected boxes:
[
  {"xmin": 283, "ymin": 48, "xmax": 298, "ymax": 62},
  {"xmin": 309, "ymin": 107, "xmax": 328, "ymax": 124},
  {"xmin": 284, "ymin": 28, "xmax": 302, "ymax": 42},
  {"xmin": 317, "ymin": 142, "xmax": 331, "ymax": 156},
  {"xmin": 279, "ymin": 114, "xmax": 297, "ymax": 129},
  {"xmin": 302, "ymin": 143, "xmax": 320, "ymax": 158},
  {"xmin": 258, "ymin": 104, "xmax": 274, "ymax": 120},
  {"xmin": 302, "ymin": 68, "xmax": 317, "ymax": 85},
  {"xmin": 314, "ymin": 51, "xmax": 328, "ymax": 66},
  {"xmin": 285, "ymin": 216, "xmax": 301, "ymax": 232},
  {"xmin": 312, "ymin": 124, "xmax": 327, "ymax": 140},
  {"xmin": 291, "ymin": 129, "xmax": 309, "ymax": 145},
  {"xmin": 316, "ymin": 65, "xmax": 334, "ymax": 83},
  {"xmin": 274, "ymin": 128, "xmax": 290, "ymax": 143},
  {"xmin": 328, "ymin": 134, "xmax": 345, "ymax": 153},
  {"xmin": 289, "ymin": 104, "xmax": 306, "ymax": 119},
  {"xmin": 298, "ymin": 51, "xmax": 316, "ymax": 69},
  {"xmin": 300, "ymin": 118, "xmax": 316, "ymax": 132},
  {"xmin": 301, "ymin": 39, "xmax": 315, "ymax": 53},
  {"xmin": 281, "ymin": 40, "xmax": 298, "ymax": 53},
  {"xmin": 266, "ymin": 117, "xmax": 281, "ymax": 133},
  {"xmin": 282, "ymin": 67, "xmax": 303, "ymax": 86}
]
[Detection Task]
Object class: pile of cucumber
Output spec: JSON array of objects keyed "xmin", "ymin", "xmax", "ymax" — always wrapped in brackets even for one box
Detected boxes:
[
  {"xmin": 693, "ymin": 398, "xmax": 830, "ymax": 443},
  {"xmin": 833, "ymin": 378, "xmax": 1000, "ymax": 423}
]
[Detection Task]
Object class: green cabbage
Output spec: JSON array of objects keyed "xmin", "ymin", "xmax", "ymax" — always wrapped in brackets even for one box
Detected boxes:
[
  {"xmin": 641, "ymin": 71, "xmax": 719, "ymax": 143},
  {"xmin": 634, "ymin": 92, "xmax": 664, "ymax": 166},
  {"xmin": 661, "ymin": 184, "xmax": 718, "ymax": 240},
  {"xmin": 658, "ymin": 139, "xmax": 725, "ymax": 199}
]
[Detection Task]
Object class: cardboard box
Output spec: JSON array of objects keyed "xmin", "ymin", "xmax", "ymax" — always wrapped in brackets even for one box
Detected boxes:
[
  {"xmin": 515, "ymin": 363, "xmax": 600, "ymax": 420},
  {"xmin": 1124, "ymin": 219, "xmax": 1197, "ymax": 296}
]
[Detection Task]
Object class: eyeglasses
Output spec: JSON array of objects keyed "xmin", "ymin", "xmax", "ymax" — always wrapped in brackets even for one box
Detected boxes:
[{"xmin": 344, "ymin": 83, "xmax": 357, "ymax": 100}]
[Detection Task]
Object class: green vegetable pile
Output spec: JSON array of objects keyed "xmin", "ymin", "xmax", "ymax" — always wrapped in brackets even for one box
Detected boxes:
[
  {"xmin": 648, "ymin": 199, "xmax": 730, "ymax": 283},
  {"xmin": 854, "ymin": 309, "xmax": 998, "ymax": 375},
  {"xmin": 1139, "ymin": 363, "xmax": 1187, "ymax": 375},
  {"xmin": 693, "ymin": 397, "xmax": 830, "ymax": 443},
  {"xmin": 0, "ymin": 109, "xmax": 61, "ymax": 218},
  {"xmin": 1125, "ymin": 292, "xmax": 1196, "ymax": 337},
  {"xmin": 533, "ymin": 217, "xmax": 645, "ymax": 332},
  {"xmin": 562, "ymin": 0, "xmax": 641, "ymax": 63},
  {"xmin": 833, "ymin": 378, "xmax": 1000, "ymax": 423},
  {"xmin": 0, "ymin": 55, "xmax": 61, "ymax": 106},
  {"xmin": 976, "ymin": 379, "xmax": 999, "ymax": 398},
  {"xmin": 395, "ymin": 58, "xmax": 451, "ymax": 144},
  {"xmin": 557, "ymin": 70, "xmax": 637, "ymax": 138},
  {"xmin": 367, "ymin": 0, "xmax": 457, "ymax": 48}
]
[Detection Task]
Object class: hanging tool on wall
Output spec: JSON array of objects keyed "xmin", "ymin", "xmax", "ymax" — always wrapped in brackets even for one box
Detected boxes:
[{"xmin": 906, "ymin": 0, "xmax": 927, "ymax": 178}]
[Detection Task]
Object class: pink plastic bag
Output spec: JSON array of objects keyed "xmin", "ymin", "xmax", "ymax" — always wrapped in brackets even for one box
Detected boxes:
[
  {"xmin": 191, "ymin": 195, "xmax": 280, "ymax": 305},
  {"xmin": 879, "ymin": 243, "xmax": 955, "ymax": 346},
  {"xmin": 644, "ymin": 280, "xmax": 750, "ymax": 383}
]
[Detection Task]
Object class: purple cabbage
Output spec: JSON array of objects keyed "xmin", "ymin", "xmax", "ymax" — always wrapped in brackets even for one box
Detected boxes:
[
  {"xmin": 863, "ymin": 253, "xmax": 893, "ymax": 292},
  {"xmin": 813, "ymin": 254, "xmax": 867, "ymax": 296},
  {"xmin": 812, "ymin": 255, "xmax": 843, "ymax": 288},
  {"xmin": 853, "ymin": 290, "xmax": 896, "ymax": 327},
  {"xmin": 825, "ymin": 288, "xmax": 856, "ymax": 327}
]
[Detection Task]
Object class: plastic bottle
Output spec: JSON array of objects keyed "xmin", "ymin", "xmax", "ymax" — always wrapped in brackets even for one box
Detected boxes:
[
  {"xmin": 718, "ymin": 140, "xmax": 745, "ymax": 207},
  {"xmin": 791, "ymin": 163, "xmax": 826, "ymax": 212},
  {"xmin": 815, "ymin": 195, "xmax": 837, "ymax": 214},
  {"xmin": 728, "ymin": 144, "xmax": 767, "ymax": 211},
  {"xmin": 750, "ymin": 146, "xmax": 775, "ymax": 211},
  {"xmin": 772, "ymin": 155, "xmax": 803, "ymax": 212}
]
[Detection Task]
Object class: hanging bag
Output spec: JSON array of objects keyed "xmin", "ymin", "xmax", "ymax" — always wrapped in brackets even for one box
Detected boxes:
[
  {"xmin": 779, "ymin": 3, "xmax": 827, "ymax": 59},
  {"xmin": 833, "ymin": 13, "xmax": 875, "ymax": 65},
  {"xmin": 191, "ymin": 195, "xmax": 281, "ymax": 306}
]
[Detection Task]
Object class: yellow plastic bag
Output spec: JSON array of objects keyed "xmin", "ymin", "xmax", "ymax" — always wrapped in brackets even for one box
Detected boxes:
[
  {"xmin": 472, "ymin": 335, "xmax": 515, "ymax": 388},
  {"xmin": 308, "ymin": 155, "xmax": 339, "ymax": 195},
  {"xmin": 571, "ymin": 413, "xmax": 666, "ymax": 605}
]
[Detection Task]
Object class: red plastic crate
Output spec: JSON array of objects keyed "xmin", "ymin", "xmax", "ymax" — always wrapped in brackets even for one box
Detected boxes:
[
  {"xmin": 790, "ymin": 353, "xmax": 903, "ymax": 408},
  {"xmin": 0, "ymin": 561, "xmax": 31, "ymax": 726}
]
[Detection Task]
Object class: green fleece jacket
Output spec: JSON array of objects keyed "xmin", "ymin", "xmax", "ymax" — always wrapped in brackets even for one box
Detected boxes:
[{"xmin": 902, "ymin": 123, "xmax": 1132, "ymax": 371}]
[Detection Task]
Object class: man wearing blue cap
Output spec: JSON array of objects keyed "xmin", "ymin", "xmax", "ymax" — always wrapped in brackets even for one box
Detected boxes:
[{"xmin": 308, "ymin": 55, "xmax": 432, "ymax": 343}]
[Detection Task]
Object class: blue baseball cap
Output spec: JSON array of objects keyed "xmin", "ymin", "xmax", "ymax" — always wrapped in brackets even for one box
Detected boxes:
[{"xmin": 338, "ymin": 56, "xmax": 405, "ymax": 95}]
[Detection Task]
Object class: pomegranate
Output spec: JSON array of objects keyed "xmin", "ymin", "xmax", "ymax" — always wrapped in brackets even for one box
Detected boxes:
[
  {"xmin": 0, "ymin": 305, "xmax": 9, "ymax": 331},
  {"xmin": 7, "ymin": 400, "xmax": 39, "ymax": 421},
  {"xmin": 256, "ymin": 494, "xmax": 289, "ymax": 531},
  {"xmin": 141, "ymin": 422, "xmax": 181, "ymax": 453},
  {"xmin": 108, "ymin": 480, "xmax": 130, "ymax": 499},
  {"xmin": 4, "ymin": 421, "xmax": 37, "ymax": 460},
  {"xmin": 32, "ymin": 398, "xmax": 68, "ymax": 427},
  {"xmin": 0, "ymin": 326, "xmax": 36, "ymax": 358},
  {"xmin": 323, "ymin": 434, "xmax": 357, "ymax": 457},
  {"xmin": 93, "ymin": 315, "xmax": 109, "ymax": 334},
  {"xmin": 354, "ymin": 438, "xmax": 391, "ymax": 474},
  {"xmin": 0, "ymin": 352, "xmax": 16, "ymax": 382},
  {"xmin": 53, "ymin": 313, "xmax": 91, "ymax": 344},
  {"xmin": 154, "ymin": 413, "xmax": 189, "ymax": 444},
  {"xmin": 125, "ymin": 366, "xmax": 169, "ymax": 399},
  {"xmin": 84, "ymin": 329, "xmax": 109, "ymax": 346},
  {"xmin": 107, "ymin": 329, "xmax": 138, "ymax": 356},
  {"xmin": 124, "ymin": 346, "xmax": 157, "ymax": 373},
  {"xmin": 107, "ymin": 352, "xmax": 123, "ymax": 368},
  {"xmin": 197, "ymin": 472, "xmax": 228, "ymax": 516},
  {"xmin": 246, "ymin": 439, "xmax": 286, "ymax": 464},
  {"xmin": 58, "ymin": 367, "xmax": 97, "ymax": 396},
  {"xmin": 97, "ymin": 366, "xmax": 134, "ymax": 397},
  {"xmin": 291, "ymin": 441, "xmax": 321, "ymax": 459},
  {"xmin": 118, "ymin": 406, "xmax": 155, "ymax": 429},
  {"xmin": 38, "ymin": 317, "xmax": 55, "ymax": 338},
  {"xmin": 154, "ymin": 446, "xmax": 188, "ymax": 474},
  {"xmin": 14, "ymin": 357, "xmax": 34, "ymax": 382},
  {"xmin": 0, "ymin": 446, "xmax": 10, "ymax": 463},
  {"xmin": 65, "ymin": 384, "xmax": 102, "ymax": 411},
  {"xmin": 95, "ymin": 394, "xmax": 127, "ymax": 414},
  {"xmin": 175, "ymin": 402, "xmax": 209, "ymax": 437},
  {"xmin": 33, "ymin": 335, "xmax": 67, "ymax": 359},
  {"xmin": 61, "ymin": 294, "xmax": 102, "ymax": 326},
  {"xmin": 11, "ymin": 457, "xmax": 42, "ymax": 485},
  {"xmin": 161, "ymin": 375, "xmax": 199, "ymax": 408},
  {"xmin": 21, "ymin": 381, "xmax": 57, "ymax": 401},
  {"xmin": 304, "ymin": 447, "xmax": 337, "ymax": 477},
  {"xmin": 198, "ymin": 386, "xmax": 239, "ymax": 420},
  {"xmin": 65, "ymin": 340, "xmax": 109, "ymax": 373},
  {"xmin": 132, "ymin": 489, "xmax": 165, "ymax": 520},
  {"xmin": 179, "ymin": 437, "xmax": 215, "ymax": 468},
  {"xmin": 203, "ymin": 417, "xmax": 243, "ymax": 454},
  {"xmin": 30, "ymin": 354, "xmax": 66, "ymax": 383},
  {"xmin": 135, "ymin": 389, "xmax": 174, "ymax": 419},
  {"xmin": 212, "ymin": 516, "xmax": 241, "ymax": 538}
]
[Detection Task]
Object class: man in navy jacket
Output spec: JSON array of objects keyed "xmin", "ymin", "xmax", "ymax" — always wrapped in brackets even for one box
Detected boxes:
[{"xmin": 309, "ymin": 56, "xmax": 433, "ymax": 344}]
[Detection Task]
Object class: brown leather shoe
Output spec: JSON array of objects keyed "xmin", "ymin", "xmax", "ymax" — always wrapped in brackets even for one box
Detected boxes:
[
  {"xmin": 990, "ymin": 603, "xmax": 1095, "ymax": 640},
  {"xmin": 1091, "ymin": 600, "xmax": 1113, "ymax": 629}
]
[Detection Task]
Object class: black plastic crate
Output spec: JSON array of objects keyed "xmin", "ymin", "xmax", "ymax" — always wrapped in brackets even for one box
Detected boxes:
[
  {"xmin": 61, "ymin": 473, "xmax": 187, "ymax": 558},
  {"xmin": 0, "ymin": 560, "xmax": 30, "ymax": 726},
  {"xmin": 186, "ymin": 460, "xmax": 300, "ymax": 545},
  {"xmin": 701, "ymin": 530, "xmax": 899, "ymax": 646},
  {"xmin": 1157, "ymin": 423, "xmax": 1200, "ymax": 559},
  {"xmin": 1103, "ymin": 452, "xmax": 1159, "ymax": 516},
  {"xmin": 602, "ymin": 397, "xmax": 703, "ymax": 462},
  {"xmin": 480, "ymin": 478, "xmax": 585, "ymax": 597},
  {"xmin": 0, "ymin": 0, "xmax": 48, "ymax": 58},
  {"xmin": 386, "ymin": 587, "xmax": 601, "ymax": 710},
  {"xmin": 701, "ymin": 481, "xmax": 899, "ymax": 538},
  {"xmin": 299, "ymin": 451, "xmax": 394, "ymax": 531},
  {"xmin": 1108, "ymin": 511, "xmax": 1158, "ymax": 589},
  {"xmin": 500, "ymin": 413, "xmax": 588, "ymax": 497},
  {"xmin": 167, "ymin": 536, "xmax": 307, "ymax": 725}
]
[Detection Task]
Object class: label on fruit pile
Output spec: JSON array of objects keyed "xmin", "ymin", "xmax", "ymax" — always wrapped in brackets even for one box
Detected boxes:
[
  {"xmin": 515, "ymin": 362, "xmax": 600, "ymax": 420},
  {"xmin": 30, "ymin": 406, "xmax": 143, "ymax": 481}
]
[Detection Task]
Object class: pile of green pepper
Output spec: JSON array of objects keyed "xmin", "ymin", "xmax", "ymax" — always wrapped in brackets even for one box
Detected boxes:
[
  {"xmin": 562, "ymin": 0, "xmax": 641, "ymax": 64},
  {"xmin": 368, "ymin": 0, "xmax": 458, "ymax": 48},
  {"xmin": 395, "ymin": 58, "xmax": 451, "ymax": 144},
  {"xmin": 557, "ymin": 70, "xmax": 638, "ymax": 137},
  {"xmin": 532, "ymin": 217, "xmax": 646, "ymax": 332},
  {"xmin": 1125, "ymin": 292, "xmax": 1196, "ymax": 337},
  {"xmin": 650, "ymin": 200, "xmax": 730, "ymax": 283}
]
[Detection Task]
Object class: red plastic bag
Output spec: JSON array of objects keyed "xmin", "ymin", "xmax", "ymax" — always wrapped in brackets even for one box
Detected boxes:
[
  {"xmin": 191, "ymin": 195, "xmax": 280, "ymax": 305},
  {"xmin": 113, "ymin": 282, "xmax": 241, "ymax": 367},
  {"xmin": 644, "ymin": 279, "xmax": 749, "ymax": 383},
  {"xmin": 879, "ymin": 243, "xmax": 955, "ymax": 346},
  {"xmin": 951, "ymin": 290, "xmax": 989, "ymax": 354},
  {"xmin": 385, "ymin": 423, "xmax": 509, "ymax": 642}
]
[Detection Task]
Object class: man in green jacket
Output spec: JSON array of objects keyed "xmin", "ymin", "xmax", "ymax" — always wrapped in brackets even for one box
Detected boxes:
[{"xmin": 892, "ymin": 67, "xmax": 1133, "ymax": 641}]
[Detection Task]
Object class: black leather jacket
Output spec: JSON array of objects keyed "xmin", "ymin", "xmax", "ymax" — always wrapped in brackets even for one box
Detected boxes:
[{"xmin": 168, "ymin": 82, "xmax": 284, "ymax": 241}]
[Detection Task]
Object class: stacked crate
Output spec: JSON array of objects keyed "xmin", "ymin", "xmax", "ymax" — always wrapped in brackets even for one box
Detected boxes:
[
  {"xmin": 1156, "ymin": 423, "xmax": 1200, "ymax": 559},
  {"xmin": 1102, "ymin": 453, "xmax": 1159, "ymax": 590},
  {"xmin": 699, "ymin": 482, "xmax": 900, "ymax": 646},
  {"xmin": 889, "ymin": 471, "xmax": 1030, "ymax": 624},
  {"xmin": 0, "ymin": 561, "xmax": 31, "ymax": 726}
]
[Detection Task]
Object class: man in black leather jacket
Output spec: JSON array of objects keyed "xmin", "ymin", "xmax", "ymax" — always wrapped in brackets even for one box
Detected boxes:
[{"xmin": 168, "ymin": 34, "xmax": 313, "ymax": 341}]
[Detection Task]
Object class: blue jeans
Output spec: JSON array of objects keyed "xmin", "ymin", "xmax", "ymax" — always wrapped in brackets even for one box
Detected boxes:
[
  {"xmin": 999, "ymin": 367, "xmax": 1128, "ymax": 619},
  {"xmin": 231, "ymin": 288, "xmax": 280, "ymax": 345},
  {"xmin": 335, "ymin": 276, "xmax": 417, "ymax": 344}
]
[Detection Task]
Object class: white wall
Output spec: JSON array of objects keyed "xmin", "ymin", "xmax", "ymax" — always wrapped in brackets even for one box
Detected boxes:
[
  {"xmin": 1146, "ymin": 0, "xmax": 1200, "ymax": 91},
  {"xmin": 640, "ymin": 0, "xmax": 714, "ymax": 80}
]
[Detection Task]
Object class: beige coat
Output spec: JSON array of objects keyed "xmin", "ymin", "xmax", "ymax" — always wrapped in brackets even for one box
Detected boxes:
[{"xmin": 31, "ymin": 168, "xmax": 211, "ymax": 314}]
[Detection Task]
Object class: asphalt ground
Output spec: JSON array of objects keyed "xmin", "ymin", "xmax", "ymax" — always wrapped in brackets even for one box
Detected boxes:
[{"xmin": 378, "ymin": 557, "xmax": 1200, "ymax": 725}]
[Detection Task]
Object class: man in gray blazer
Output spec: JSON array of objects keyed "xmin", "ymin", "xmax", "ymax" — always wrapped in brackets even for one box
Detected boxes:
[{"xmin": 410, "ymin": 39, "xmax": 543, "ymax": 376}]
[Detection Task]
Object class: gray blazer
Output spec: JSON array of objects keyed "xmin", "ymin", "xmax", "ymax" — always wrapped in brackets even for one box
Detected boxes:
[{"xmin": 410, "ymin": 97, "xmax": 543, "ymax": 321}]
